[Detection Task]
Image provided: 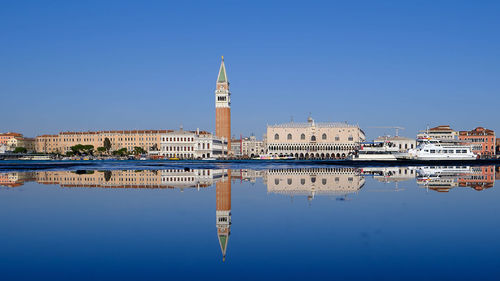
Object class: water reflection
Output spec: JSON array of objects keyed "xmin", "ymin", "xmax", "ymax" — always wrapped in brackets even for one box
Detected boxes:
[{"xmin": 0, "ymin": 166, "xmax": 498, "ymax": 263}]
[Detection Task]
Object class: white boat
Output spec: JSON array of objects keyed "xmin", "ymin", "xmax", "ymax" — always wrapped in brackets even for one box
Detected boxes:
[
  {"xmin": 407, "ymin": 137, "xmax": 476, "ymax": 160},
  {"xmin": 349, "ymin": 141, "xmax": 401, "ymax": 161},
  {"xmin": 19, "ymin": 155, "xmax": 52, "ymax": 160}
]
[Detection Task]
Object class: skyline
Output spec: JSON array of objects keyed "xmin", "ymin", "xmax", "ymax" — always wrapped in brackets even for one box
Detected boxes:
[{"xmin": 1, "ymin": 1, "xmax": 500, "ymax": 139}]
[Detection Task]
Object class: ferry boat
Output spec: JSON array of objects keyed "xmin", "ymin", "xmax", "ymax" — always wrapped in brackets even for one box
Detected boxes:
[
  {"xmin": 349, "ymin": 141, "xmax": 401, "ymax": 161},
  {"xmin": 407, "ymin": 137, "xmax": 476, "ymax": 161}
]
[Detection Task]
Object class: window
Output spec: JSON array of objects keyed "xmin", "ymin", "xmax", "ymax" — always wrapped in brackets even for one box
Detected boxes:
[
  {"xmin": 300, "ymin": 179, "xmax": 305, "ymax": 185},
  {"xmin": 300, "ymin": 134, "xmax": 305, "ymax": 140},
  {"xmin": 335, "ymin": 136, "xmax": 340, "ymax": 141},
  {"xmin": 430, "ymin": 150, "xmax": 435, "ymax": 153},
  {"xmin": 311, "ymin": 136, "xmax": 316, "ymax": 141},
  {"xmin": 275, "ymin": 179, "xmax": 279, "ymax": 185},
  {"xmin": 287, "ymin": 179, "xmax": 292, "ymax": 185},
  {"xmin": 287, "ymin": 134, "xmax": 292, "ymax": 140},
  {"xmin": 274, "ymin": 134, "xmax": 279, "ymax": 140},
  {"xmin": 322, "ymin": 179, "xmax": 327, "ymax": 185},
  {"xmin": 322, "ymin": 133, "xmax": 327, "ymax": 140},
  {"xmin": 348, "ymin": 136, "xmax": 353, "ymax": 141}
]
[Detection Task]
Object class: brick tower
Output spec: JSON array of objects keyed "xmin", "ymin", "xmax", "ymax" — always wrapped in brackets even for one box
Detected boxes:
[
  {"xmin": 215, "ymin": 56, "xmax": 231, "ymax": 154},
  {"xmin": 216, "ymin": 170, "xmax": 231, "ymax": 261}
]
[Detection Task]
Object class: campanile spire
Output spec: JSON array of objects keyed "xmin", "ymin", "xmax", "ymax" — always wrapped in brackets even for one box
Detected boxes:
[{"xmin": 215, "ymin": 56, "xmax": 231, "ymax": 153}]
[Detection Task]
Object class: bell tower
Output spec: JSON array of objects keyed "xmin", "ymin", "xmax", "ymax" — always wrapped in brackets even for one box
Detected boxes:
[{"xmin": 215, "ymin": 56, "xmax": 231, "ymax": 154}]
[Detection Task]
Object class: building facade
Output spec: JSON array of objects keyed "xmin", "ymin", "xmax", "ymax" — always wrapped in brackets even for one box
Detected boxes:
[
  {"xmin": 215, "ymin": 57, "xmax": 231, "ymax": 154},
  {"xmin": 231, "ymin": 136, "xmax": 266, "ymax": 158},
  {"xmin": 35, "ymin": 130, "xmax": 168, "ymax": 154},
  {"xmin": 458, "ymin": 127, "xmax": 496, "ymax": 158},
  {"xmin": 266, "ymin": 118, "xmax": 365, "ymax": 159},
  {"xmin": 417, "ymin": 125, "xmax": 458, "ymax": 140},
  {"xmin": 159, "ymin": 129, "xmax": 228, "ymax": 159},
  {"xmin": 0, "ymin": 132, "xmax": 23, "ymax": 146}
]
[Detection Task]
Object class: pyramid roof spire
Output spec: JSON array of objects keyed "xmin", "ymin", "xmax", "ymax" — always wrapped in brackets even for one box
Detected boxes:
[
  {"xmin": 217, "ymin": 56, "xmax": 228, "ymax": 83},
  {"xmin": 218, "ymin": 233, "xmax": 229, "ymax": 262}
]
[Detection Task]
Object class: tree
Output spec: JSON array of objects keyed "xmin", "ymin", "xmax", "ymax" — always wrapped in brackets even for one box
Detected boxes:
[
  {"xmin": 70, "ymin": 144, "xmax": 94, "ymax": 156},
  {"xmin": 13, "ymin": 147, "xmax": 27, "ymax": 153},
  {"xmin": 112, "ymin": 148, "xmax": 128, "ymax": 157},
  {"xmin": 104, "ymin": 171, "xmax": 112, "ymax": 182},
  {"xmin": 133, "ymin": 146, "xmax": 146, "ymax": 155},
  {"xmin": 103, "ymin": 138, "xmax": 112, "ymax": 153},
  {"xmin": 97, "ymin": 147, "xmax": 107, "ymax": 154}
]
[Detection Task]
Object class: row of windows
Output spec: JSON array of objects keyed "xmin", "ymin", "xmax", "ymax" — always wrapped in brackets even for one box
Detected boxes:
[
  {"xmin": 162, "ymin": 146, "xmax": 194, "ymax": 152},
  {"xmin": 162, "ymin": 137, "xmax": 194, "ymax": 142},
  {"xmin": 274, "ymin": 133, "xmax": 354, "ymax": 142},
  {"xmin": 424, "ymin": 149, "xmax": 468, "ymax": 153}
]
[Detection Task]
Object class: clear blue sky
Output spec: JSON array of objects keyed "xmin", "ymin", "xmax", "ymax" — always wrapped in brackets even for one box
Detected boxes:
[{"xmin": 1, "ymin": 0, "xmax": 499, "ymax": 139}]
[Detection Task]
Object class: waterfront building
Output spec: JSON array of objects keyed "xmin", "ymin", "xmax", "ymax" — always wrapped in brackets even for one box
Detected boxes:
[
  {"xmin": 374, "ymin": 136, "xmax": 416, "ymax": 152},
  {"xmin": 458, "ymin": 127, "xmax": 496, "ymax": 158},
  {"xmin": 0, "ymin": 132, "xmax": 23, "ymax": 146},
  {"xmin": 265, "ymin": 168, "xmax": 365, "ymax": 200},
  {"xmin": 230, "ymin": 139, "xmax": 242, "ymax": 157},
  {"xmin": 35, "ymin": 130, "xmax": 168, "ymax": 154},
  {"xmin": 266, "ymin": 117, "xmax": 365, "ymax": 159},
  {"xmin": 215, "ymin": 57, "xmax": 231, "ymax": 154},
  {"xmin": 159, "ymin": 129, "xmax": 228, "ymax": 159},
  {"xmin": 417, "ymin": 125, "xmax": 458, "ymax": 140},
  {"xmin": 242, "ymin": 135, "xmax": 266, "ymax": 157},
  {"xmin": 231, "ymin": 135, "xmax": 266, "ymax": 158},
  {"xmin": 7, "ymin": 137, "xmax": 35, "ymax": 152},
  {"xmin": 0, "ymin": 132, "xmax": 35, "ymax": 152},
  {"xmin": 216, "ymin": 170, "xmax": 231, "ymax": 262}
]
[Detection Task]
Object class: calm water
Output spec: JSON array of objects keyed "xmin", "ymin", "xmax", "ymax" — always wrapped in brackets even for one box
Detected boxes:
[{"xmin": 1, "ymin": 163, "xmax": 499, "ymax": 281}]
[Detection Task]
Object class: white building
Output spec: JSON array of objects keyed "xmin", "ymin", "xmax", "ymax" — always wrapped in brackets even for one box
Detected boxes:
[
  {"xmin": 158, "ymin": 129, "xmax": 228, "ymax": 159},
  {"xmin": 417, "ymin": 125, "xmax": 458, "ymax": 140},
  {"xmin": 231, "ymin": 135, "xmax": 266, "ymax": 157},
  {"xmin": 267, "ymin": 117, "xmax": 365, "ymax": 159}
]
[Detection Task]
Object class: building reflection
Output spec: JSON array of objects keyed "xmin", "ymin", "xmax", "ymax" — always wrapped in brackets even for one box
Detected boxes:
[
  {"xmin": 0, "ymin": 166, "xmax": 497, "ymax": 262},
  {"xmin": 265, "ymin": 168, "xmax": 365, "ymax": 201}
]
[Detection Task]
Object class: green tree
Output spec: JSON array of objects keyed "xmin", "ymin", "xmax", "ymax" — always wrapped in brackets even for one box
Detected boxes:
[
  {"xmin": 133, "ymin": 146, "xmax": 146, "ymax": 155},
  {"xmin": 103, "ymin": 138, "xmax": 112, "ymax": 153},
  {"xmin": 13, "ymin": 147, "xmax": 27, "ymax": 153},
  {"xmin": 112, "ymin": 148, "xmax": 128, "ymax": 157},
  {"xmin": 97, "ymin": 147, "xmax": 106, "ymax": 154}
]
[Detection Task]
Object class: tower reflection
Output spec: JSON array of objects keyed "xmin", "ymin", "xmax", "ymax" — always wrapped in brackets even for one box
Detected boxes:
[{"xmin": 216, "ymin": 170, "xmax": 231, "ymax": 262}]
